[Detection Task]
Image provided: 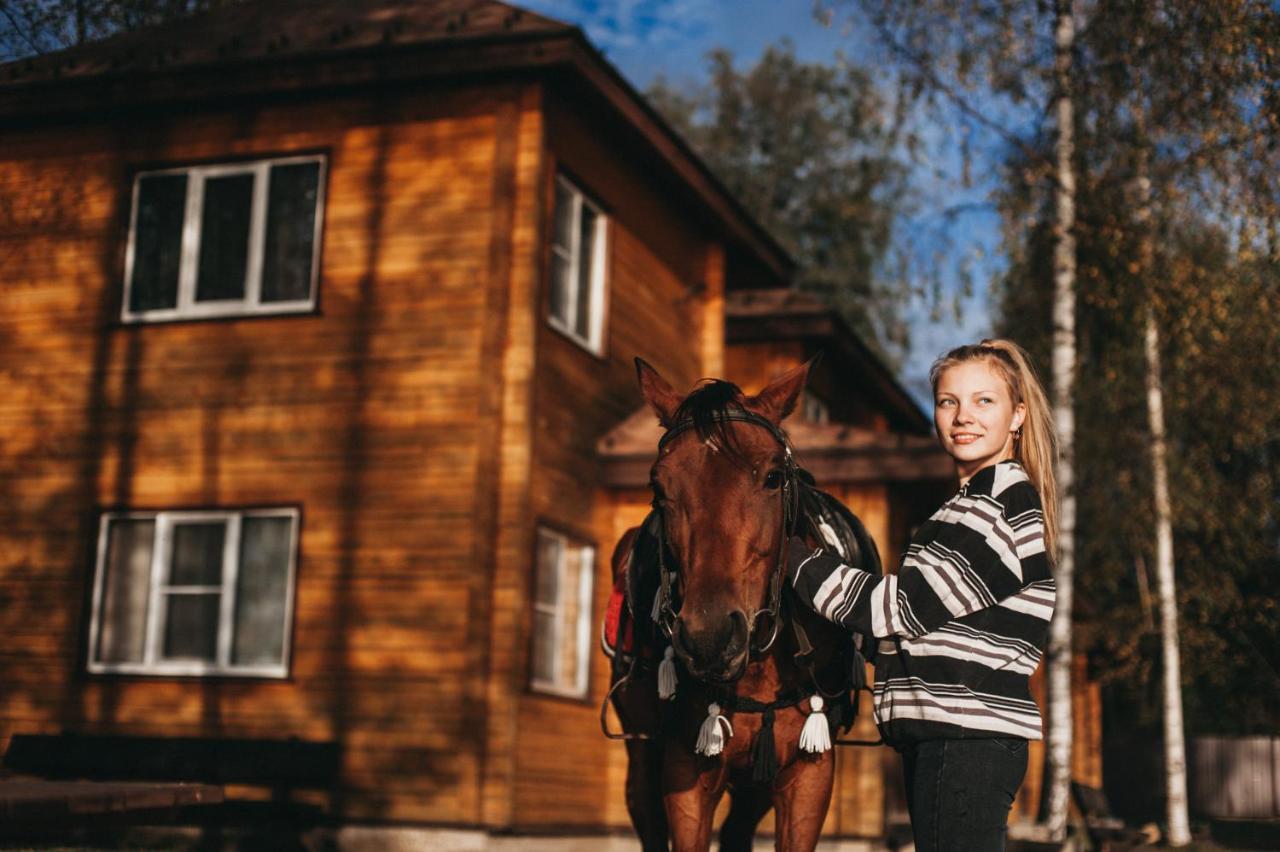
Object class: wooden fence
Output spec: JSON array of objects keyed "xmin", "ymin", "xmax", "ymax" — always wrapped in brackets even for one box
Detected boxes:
[{"xmin": 1189, "ymin": 736, "xmax": 1280, "ymax": 819}]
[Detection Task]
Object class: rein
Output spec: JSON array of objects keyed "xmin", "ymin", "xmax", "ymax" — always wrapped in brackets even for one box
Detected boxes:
[{"xmin": 651, "ymin": 408, "xmax": 801, "ymax": 657}]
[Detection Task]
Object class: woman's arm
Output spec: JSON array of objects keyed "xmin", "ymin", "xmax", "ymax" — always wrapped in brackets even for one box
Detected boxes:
[{"xmin": 788, "ymin": 482, "xmax": 1048, "ymax": 639}]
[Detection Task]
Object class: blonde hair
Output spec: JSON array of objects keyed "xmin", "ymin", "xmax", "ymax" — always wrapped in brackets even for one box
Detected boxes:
[{"xmin": 929, "ymin": 339, "xmax": 1059, "ymax": 557}]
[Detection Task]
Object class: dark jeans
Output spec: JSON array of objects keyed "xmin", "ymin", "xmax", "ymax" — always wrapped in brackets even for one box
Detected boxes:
[{"xmin": 899, "ymin": 737, "xmax": 1028, "ymax": 852}]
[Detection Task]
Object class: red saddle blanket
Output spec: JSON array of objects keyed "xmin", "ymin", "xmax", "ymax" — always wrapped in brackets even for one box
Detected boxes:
[{"xmin": 602, "ymin": 576, "xmax": 634, "ymax": 658}]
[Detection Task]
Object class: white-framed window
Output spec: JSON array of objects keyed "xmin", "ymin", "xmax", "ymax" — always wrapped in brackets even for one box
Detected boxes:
[
  {"xmin": 547, "ymin": 174, "xmax": 608, "ymax": 354},
  {"xmin": 802, "ymin": 391, "xmax": 830, "ymax": 425},
  {"xmin": 87, "ymin": 508, "xmax": 300, "ymax": 678},
  {"xmin": 530, "ymin": 526, "xmax": 595, "ymax": 698},
  {"xmin": 122, "ymin": 155, "xmax": 325, "ymax": 322}
]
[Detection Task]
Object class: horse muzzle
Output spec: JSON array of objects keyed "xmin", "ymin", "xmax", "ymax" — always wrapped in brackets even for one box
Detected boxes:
[{"xmin": 671, "ymin": 609, "xmax": 750, "ymax": 682}]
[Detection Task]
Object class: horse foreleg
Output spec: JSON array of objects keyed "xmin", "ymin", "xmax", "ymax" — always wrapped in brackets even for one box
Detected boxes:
[
  {"xmin": 626, "ymin": 738, "xmax": 670, "ymax": 851},
  {"xmin": 663, "ymin": 743, "xmax": 726, "ymax": 852},
  {"xmin": 717, "ymin": 782, "xmax": 773, "ymax": 852},
  {"xmin": 771, "ymin": 753, "xmax": 835, "ymax": 852}
]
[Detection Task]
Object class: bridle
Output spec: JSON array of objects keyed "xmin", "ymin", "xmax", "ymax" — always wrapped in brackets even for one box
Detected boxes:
[{"xmin": 650, "ymin": 407, "xmax": 802, "ymax": 660}]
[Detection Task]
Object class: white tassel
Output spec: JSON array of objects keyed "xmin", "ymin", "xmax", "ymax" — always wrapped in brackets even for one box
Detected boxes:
[
  {"xmin": 695, "ymin": 703, "xmax": 733, "ymax": 756},
  {"xmin": 799, "ymin": 695, "xmax": 832, "ymax": 754},
  {"xmin": 651, "ymin": 587, "xmax": 663, "ymax": 622},
  {"xmin": 658, "ymin": 646, "xmax": 678, "ymax": 700}
]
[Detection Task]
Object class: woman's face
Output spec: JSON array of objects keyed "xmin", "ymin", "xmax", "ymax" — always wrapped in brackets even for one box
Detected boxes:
[{"xmin": 933, "ymin": 360, "xmax": 1026, "ymax": 483}]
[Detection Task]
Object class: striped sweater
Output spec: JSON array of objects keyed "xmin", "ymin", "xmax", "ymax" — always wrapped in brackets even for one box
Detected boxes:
[{"xmin": 788, "ymin": 460, "xmax": 1055, "ymax": 744}]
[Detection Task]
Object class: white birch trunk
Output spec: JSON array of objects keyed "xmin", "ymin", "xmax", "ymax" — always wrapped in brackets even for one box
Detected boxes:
[
  {"xmin": 1144, "ymin": 305, "xmax": 1192, "ymax": 846},
  {"xmin": 1042, "ymin": 0, "xmax": 1077, "ymax": 839},
  {"xmin": 1134, "ymin": 119, "xmax": 1192, "ymax": 849}
]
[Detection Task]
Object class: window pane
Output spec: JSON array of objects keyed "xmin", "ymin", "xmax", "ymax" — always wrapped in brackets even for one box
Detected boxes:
[
  {"xmin": 232, "ymin": 516, "xmax": 292, "ymax": 666},
  {"xmin": 552, "ymin": 181, "xmax": 575, "ymax": 251},
  {"xmin": 558, "ymin": 546, "xmax": 588, "ymax": 687},
  {"xmin": 531, "ymin": 611, "xmax": 557, "ymax": 684},
  {"xmin": 170, "ymin": 522, "xmax": 225, "ymax": 586},
  {"xmin": 162, "ymin": 593, "xmax": 220, "ymax": 661},
  {"xmin": 261, "ymin": 162, "xmax": 320, "ymax": 303},
  {"xmin": 535, "ymin": 532, "xmax": 560, "ymax": 606},
  {"xmin": 195, "ymin": 172, "xmax": 253, "ymax": 302},
  {"xmin": 129, "ymin": 174, "xmax": 186, "ymax": 312},
  {"xmin": 575, "ymin": 206, "xmax": 599, "ymax": 339},
  {"xmin": 96, "ymin": 519, "xmax": 155, "ymax": 664},
  {"xmin": 548, "ymin": 253, "xmax": 573, "ymax": 328}
]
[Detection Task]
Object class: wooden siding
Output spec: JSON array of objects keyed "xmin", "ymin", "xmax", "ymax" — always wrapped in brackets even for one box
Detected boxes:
[
  {"xmin": 0, "ymin": 80, "xmax": 544, "ymax": 826},
  {"xmin": 508, "ymin": 89, "xmax": 714, "ymax": 827}
]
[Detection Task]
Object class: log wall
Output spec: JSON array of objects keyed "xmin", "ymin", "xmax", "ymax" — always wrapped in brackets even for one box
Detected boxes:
[
  {"xmin": 509, "ymin": 89, "xmax": 713, "ymax": 828},
  {"xmin": 0, "ymin": 79, "xmax": 544, "ymax": 825}
]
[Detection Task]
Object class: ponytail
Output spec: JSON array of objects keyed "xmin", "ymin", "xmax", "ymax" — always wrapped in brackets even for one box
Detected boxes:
[{"xmin": 929, "ymin": 339, "xmax": 1059, "ymax": 557}]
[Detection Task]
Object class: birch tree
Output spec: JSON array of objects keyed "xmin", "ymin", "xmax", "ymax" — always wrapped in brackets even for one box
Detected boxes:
[
  {"xmin": 1133, "ymin": 99, "xmax": 1191, "ymax": 846},
  {"xmin": 1042, "ymin": 1, "xmax": 1076, "ymax": 836}
]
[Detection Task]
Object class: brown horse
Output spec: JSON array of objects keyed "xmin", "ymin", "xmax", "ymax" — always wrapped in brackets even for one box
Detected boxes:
[{"xmin": 607, "ymin": 359, "xmax": 879, "ymax": 852}]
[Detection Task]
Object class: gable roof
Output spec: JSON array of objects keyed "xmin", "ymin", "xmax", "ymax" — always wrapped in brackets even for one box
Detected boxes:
[
  {"xmin": 726, "ymin": 289, "xmax": 931, "ymax": 434},
  {"xmin": 0, "ymin": 0, "xmax": 793, "ymax": 282}
]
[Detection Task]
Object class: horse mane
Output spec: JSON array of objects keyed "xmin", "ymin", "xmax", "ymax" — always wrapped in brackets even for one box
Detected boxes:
[{"xmin": 672, "ymin": 379, "xmax": 755, "ymax": 460}]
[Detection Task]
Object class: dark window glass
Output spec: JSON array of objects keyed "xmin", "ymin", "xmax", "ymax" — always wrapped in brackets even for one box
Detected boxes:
[
  {"xmin": 575, "ymin": 206, "xmax": 598, "ymax": 339},
  {"xmin": 549, "ymin": 253, "xmax": 572, "ymax": 326},
  {"xmin": 195, "ymin": 173, "xmax": 253, "ymax": 302},
  {"xmin": 162, "ymin": 594, "xmax": 220, "ymax": 661},
  {"xmin": 129, "ymin": 174, "xmax": 186, "ymax": 312},
  {"xmin": 553, "ymin": 181, "xmax": 575, "ymax": 250},
  {"xmin": 232, "ymin": 516, "xmax": 292, "ymax": 666},
  {"xmin": 170, "ymin": 522, "xmax": 225, "ymax": 586},
  {"xmin": 261, "ymin": 162, "xmax": 320, "ymax": 303},
  {"xmin": 96, "ymin": 519, "xmax": 155, "ymax": 664}
]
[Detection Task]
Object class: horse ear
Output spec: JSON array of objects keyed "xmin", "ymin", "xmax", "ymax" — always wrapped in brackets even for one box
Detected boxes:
[
  {"xmin": 748, "ymin": 358, "xmax": 816, "ymax": 424},
  {"xmin": 635, "ymin": 357, "xmax": 682, "ymax": 428}
]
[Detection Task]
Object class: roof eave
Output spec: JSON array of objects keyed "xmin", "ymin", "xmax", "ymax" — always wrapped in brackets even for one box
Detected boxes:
[
  {"xmin": 0, "ymin": 25, "xmax": 794, "ymax": 284},
  {"xmin": 726, "ymin": 308, "xmax": 931, "ymax": 433}
]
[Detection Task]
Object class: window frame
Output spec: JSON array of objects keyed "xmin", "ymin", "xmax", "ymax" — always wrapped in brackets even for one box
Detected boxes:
[
  {"xmin": 529, "ymin": 525, "xmax": 595, "ymax": 699},
  {"xmin": 121, "ymin": 154, "xmax": 326, "ymax": 323},
  {"xmin": 86, "ymin": 507, "xmax": 301, "ymax": 678},
  {"xmin": 546, "ymin": 173, "xmax": 609, "ymax": 355},
  {"xmin": 802, "ymin": 391, "xmax": 831, "ymax": 425}
]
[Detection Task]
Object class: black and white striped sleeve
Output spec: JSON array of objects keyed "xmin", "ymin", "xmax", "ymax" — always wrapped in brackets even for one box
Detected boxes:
[{"xmin": 788, "ymin": 481, "xmax": 1047, "ymax": 639}]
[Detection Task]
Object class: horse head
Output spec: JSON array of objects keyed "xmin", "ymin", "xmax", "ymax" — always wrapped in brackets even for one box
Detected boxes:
[{"xmin": 636, "ymin": 357, "xmax": 811, "ymax": 683}]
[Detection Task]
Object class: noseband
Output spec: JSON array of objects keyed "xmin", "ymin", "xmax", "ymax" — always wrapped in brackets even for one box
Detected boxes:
[{"xmin": 651, "ymin": 408, "xmax": 801, "ymax": 660}]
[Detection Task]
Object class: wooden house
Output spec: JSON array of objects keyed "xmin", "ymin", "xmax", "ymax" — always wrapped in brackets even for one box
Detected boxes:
[{"xmin": 0, "ymin": 0, "xmax": 1099, "ymax": 841}]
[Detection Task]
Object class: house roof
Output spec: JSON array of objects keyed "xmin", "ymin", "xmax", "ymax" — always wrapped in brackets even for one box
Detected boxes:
[
  {"xmin": 726, "ymin": 289, "xmax": 931, "ymax": 434},
  {"xmin": 595, "ymin": 405, "xmax": 952, "ymax": 489},
  {"xmin": 0, "ymin": 0, "xmax": 793, "ymax": 282},
  {"xmin": 0, "ymin": 0, "xmax": 566, "ymax": 85}
]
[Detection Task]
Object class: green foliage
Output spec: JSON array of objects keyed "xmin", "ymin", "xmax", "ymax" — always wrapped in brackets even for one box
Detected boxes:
[
  {"xmin": 995, "ymin": 118, "xmax": 1280, "ymax": 738},
  {"xmin": 646, "ymin": 41, "xmax": 910, "ymax": 363},
  {"xmin": 847, "ymin": 0, "xmax": 1280, "ymax": 737}
]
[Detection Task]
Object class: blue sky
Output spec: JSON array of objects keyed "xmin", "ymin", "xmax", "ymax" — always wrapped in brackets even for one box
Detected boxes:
[{"xmin": 520, "ymin": 0, "xmax": 1003, "ymax": 402}]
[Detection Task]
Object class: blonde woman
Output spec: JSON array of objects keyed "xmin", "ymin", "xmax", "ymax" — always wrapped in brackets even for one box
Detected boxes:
[{"xmin": 787, "ymin": 339, "xmax": 1058, "ymax": 852}]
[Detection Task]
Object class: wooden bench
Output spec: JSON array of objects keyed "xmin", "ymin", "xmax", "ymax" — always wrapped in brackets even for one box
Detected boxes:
[{"xmin": 3, "ymin": 733, "xmax": 341, "ymax": 826}]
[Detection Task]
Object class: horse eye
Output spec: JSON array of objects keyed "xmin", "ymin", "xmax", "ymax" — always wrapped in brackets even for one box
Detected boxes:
[{"xmin": 763, "ymin": 470, "xmax": 784, "ymax": 490}]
